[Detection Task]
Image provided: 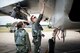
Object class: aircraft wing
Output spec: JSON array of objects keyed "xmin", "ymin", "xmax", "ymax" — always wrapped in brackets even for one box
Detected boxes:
[
  {"xmin": 0, "ymin": 0, "xmax": 23, "ymax": 8},
  {"xmin": 27, "ymin": 0, "xmax": 55, "ymax": 18},
  {"xmin": 0, "ymin": 0, "xmax": 55, "ymax": 19},
  {"xmin": 0, "ymin": 5, "xmax": 13, "ymax": 16},
  {"xmin": 0, "ymin": 0, "xmax": 23, "ymax": 16}
]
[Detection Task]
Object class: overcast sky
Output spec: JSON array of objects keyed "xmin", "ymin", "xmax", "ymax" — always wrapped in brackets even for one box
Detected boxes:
[{"xmin": 0, "ymin": 16, "xmax": 25, "ymax": 25}]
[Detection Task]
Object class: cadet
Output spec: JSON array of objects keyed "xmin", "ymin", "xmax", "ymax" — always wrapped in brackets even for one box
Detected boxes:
[
  {"xmin": 14, "ymin": 21, "xmax": 31, "ymax": 53},
  {"xmin": 30, "ymin": 2, "xmax": 45, "ymax": 53}
]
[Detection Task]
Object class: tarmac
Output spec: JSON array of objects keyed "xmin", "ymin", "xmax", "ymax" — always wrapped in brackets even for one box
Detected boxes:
[{"xmin": 0, "ymin": 30, "xmax": 80, "ymax": 53}]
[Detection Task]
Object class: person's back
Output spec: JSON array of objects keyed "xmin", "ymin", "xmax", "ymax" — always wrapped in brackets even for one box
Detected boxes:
[
  {"xmin": 15, "ymin": 28, "xmax": 26, "ymax": 45},
  {"xmin": 14, "ymin": 21, "xmax": 31, "ymax": 53}
]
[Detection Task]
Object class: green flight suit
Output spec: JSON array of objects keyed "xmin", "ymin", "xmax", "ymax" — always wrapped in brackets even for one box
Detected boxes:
[
  {"xmin": 14, "ymin": 28, "xmax": 31, "ymax": 53},
  {"xmin": 32, "ymin": 14, "xmax": 43, "ymax": 53}
]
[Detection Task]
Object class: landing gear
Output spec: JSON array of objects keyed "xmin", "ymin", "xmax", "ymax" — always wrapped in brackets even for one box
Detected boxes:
[
  {"xmin": 61, "ymin": 30, "xmax": 66, "ymax": 43},
  {"xmin": 53, "ymin": 28, "xmax": 66, "ymax": 43}
]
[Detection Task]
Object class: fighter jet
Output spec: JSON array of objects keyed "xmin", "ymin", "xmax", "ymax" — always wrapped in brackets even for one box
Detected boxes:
[{"xmin": 0, "ymin": 0, "xmax": 80, "ymax": 41}]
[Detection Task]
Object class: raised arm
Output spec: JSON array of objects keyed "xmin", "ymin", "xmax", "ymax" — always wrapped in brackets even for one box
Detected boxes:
[
  {"xmin": 40, "ymin": 1, "xmax": 45, "ymax": 14},
  {"xmin": 36, "ymin": 2, "xmax": 45, "ymax": 23}
]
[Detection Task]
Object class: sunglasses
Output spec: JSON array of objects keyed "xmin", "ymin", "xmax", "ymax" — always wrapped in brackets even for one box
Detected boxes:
[{"xmin": 32, "ymin": 16, "xmax": 36, "ymax": 19}]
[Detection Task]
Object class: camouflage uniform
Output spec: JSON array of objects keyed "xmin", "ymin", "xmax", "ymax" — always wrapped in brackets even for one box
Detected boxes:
[
  {"xmin": 32, "ymin": 14, "xmax": 43, "ymax": 53},
  {"xmin": 14, "ymin": 28, "xmax": 31, "ymax": 53}
]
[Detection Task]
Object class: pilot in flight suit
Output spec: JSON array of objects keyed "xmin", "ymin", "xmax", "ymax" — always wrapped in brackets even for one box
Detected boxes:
[
  {"xmin": 32, "ymin": 14, "xmax": 43, "ymax": 53},
  {"xmin": 30, "ymin": 2, "xmax": 45, "ymax": 53}
]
